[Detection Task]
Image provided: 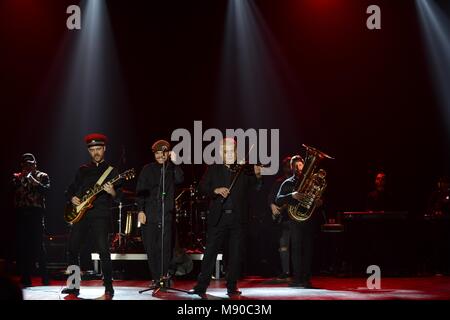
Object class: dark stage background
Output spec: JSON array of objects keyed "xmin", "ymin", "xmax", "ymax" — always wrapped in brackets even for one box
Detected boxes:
[{"xmin": 1, "ymin": 0, "xmax": 449, "ymax": 274}]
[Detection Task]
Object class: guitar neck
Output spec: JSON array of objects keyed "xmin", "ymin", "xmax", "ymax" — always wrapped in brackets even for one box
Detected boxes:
[{"xmin": 83, "ymin": 175, "xmax": 122, "ymax": 201}]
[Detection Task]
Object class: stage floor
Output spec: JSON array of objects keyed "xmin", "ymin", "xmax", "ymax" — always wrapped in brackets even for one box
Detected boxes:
[{"xmin": 21, "ymin": 276, "xmax": 450, "ymax": 300}]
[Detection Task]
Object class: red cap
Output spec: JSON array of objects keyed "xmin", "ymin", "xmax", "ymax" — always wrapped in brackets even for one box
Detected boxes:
[
  {"xmin": 84, "ymin": 133, "xmax": 108, "ymax": 147},
  {"xmin": 151, "ymin": 140, "xmax": 170, "ymax": 153}
]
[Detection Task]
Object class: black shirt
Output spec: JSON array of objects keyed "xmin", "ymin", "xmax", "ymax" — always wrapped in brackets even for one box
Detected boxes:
[
  {"xmin": 268, "ymin": 175, "xmax": 289, "ymax": 222},
  {"xmin": 136, "ymin": 161, "xmax": 184, "ymax": 224},
  {"xmin": 275, "ymin": 175, "xmax": 299, "ymax": 208},
  {"xmin": 220, "ymin": 166, "xmax": 234, "ymax": 211},
  {"xmin": 366, "ymin": 189, "xmax": 394, "ymax": 211},
  {"xmin": 66, "ymin": 161, "xmax": 122, "ymax": 218}
]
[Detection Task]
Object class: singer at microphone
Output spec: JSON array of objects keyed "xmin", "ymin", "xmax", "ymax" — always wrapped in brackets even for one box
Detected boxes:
[{"xmin": 136, "ymin": 139, "xmax": 184, "ymax": 284}]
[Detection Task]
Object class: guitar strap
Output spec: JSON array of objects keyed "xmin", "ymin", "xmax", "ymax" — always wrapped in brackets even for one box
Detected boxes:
[{"xmin": 96, "ymin": 166, "xmax": 114, "ymax": 186}]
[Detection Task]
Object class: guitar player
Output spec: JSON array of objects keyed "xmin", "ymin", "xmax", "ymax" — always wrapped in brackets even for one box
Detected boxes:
[{"xmin": 62, "ymin": 133, "xmax": 122, "ymax": 298}]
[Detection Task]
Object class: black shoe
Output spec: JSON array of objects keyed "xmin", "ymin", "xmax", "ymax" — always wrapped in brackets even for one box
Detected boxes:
[
  {"xmin": 105, "ymin": 283, "xmax": 114, "ymax": 297},
  {"xmin": 288, "ymin": 281, "xmax": 315, "ymax": 289},
  {"xmin": 20, "ymin": 278, "xmax": 32, "ymax": 288},
  {"xmin": 188, "ymin": 288, "xmax": 207, "ymax": 299},
  {"xmin": 288, "ymin": 281, "xmax": 303, "ymax": 288},
  {"xmin": 61, "ymin": 287, "xmax": 80, "ymax": 295},
  {"xmin": 277, "ymin": 273, "xmax": 290, "ymax": 280},
  {"xmin": 105, "ymin": 288, "xmax": 114, "ymax": 299},
  {"xmin": 227, "ymin": 289, "xmax": 242, "ymax": 297}
]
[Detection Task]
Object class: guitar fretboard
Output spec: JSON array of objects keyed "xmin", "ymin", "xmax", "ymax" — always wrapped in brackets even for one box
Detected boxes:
[{"xmin": 81, "ymin": 175, "xmax": 123, "ymax": 202}]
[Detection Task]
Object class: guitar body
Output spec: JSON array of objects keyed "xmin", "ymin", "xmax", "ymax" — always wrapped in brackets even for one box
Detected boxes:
[
  {"xmin": 64, "ymin": 196, "xmax": 96, "ymax": 224},
  {"xmin": 63, "ymin": 168, "xmax": 135, "ymax": 224}
]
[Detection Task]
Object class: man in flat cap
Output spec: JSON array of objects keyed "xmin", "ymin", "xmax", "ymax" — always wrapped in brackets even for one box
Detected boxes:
[
  {"xmin": 12, "ymin": 153, "xmax": 50, "ymax": 287},
  {"xmin": 136, "ymin": 139, "xmax": 184, "ymax": 287},
  {"xmin": 62, "ymin": 133, "xmax": 122, "ymax": 299}
]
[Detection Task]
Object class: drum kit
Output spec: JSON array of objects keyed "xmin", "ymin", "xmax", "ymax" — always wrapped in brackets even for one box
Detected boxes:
[
  {"xmin": 174, "ymin": 184, "xmax": 209, "ymax": 252},
  {"xmin": 110, "ymin": 183, "xmax": 208, "ymax": 253}
]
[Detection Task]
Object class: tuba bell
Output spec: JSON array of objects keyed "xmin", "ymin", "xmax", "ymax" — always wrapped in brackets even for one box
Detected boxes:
[{"xmin": 287, "ymin": 144, "xmax": 333, "ymax": 222}]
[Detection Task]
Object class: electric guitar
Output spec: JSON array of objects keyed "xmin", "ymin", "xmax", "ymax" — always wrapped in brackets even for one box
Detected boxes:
[{"xmin": 64, "ymin": 168, "xmax": 135, "ymax": 224}]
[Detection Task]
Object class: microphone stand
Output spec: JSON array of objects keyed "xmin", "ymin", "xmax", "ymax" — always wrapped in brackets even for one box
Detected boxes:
[{"xmin": 139, "ymin": 154, "xmax": 188, "ymax": 296}]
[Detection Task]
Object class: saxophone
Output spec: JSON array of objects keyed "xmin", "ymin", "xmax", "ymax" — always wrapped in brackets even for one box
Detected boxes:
[{"xmin": 287, "ymin": 145, "xmax": 333, "ymax": 222}]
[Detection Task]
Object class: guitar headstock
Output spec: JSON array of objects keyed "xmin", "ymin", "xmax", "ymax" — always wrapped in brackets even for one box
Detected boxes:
[{"xmin": 120, "ymin": 168, "xmax": 136, "ymax": 181}]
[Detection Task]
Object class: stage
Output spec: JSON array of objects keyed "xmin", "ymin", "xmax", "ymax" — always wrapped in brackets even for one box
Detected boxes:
[
  {"xmin": 1, "ymin": 1, "xmax": 450, "ymax": 310},
  {"xmin": 21, "ymin": 276, "xmax": 450, "ymax": 300}
]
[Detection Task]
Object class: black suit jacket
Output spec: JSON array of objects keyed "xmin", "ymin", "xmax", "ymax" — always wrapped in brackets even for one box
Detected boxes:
[{"xmin": 199, "ymin": 164, "xmax": 262, "ymax": 227}]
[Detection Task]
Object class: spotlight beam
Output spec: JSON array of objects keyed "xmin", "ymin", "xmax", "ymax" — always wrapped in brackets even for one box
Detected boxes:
[{"xmin": 415, "ymin": 0, "xmax": 450, "ymax": 142}]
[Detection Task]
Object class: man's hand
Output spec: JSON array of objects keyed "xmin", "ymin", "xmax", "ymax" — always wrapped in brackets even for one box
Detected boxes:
[
  {"xmin": 169, "ymin": 151, "xmax": 177, "ymax": 164},
  {"xmin": 254, "ymin": 165, "xmax": 262, "ymax": 178},
  {"xmin": 103, "ymin": 182, "xmax": 116, "ymax": 197},
  {"xmin": 271, "ymin": 204, "xmax": 281, "ymax": 215},
  {"xmin": 138, "ymin": 211, "xmax": 147, "ymax": 225},
  {"xmin": 71, "ymin": 196, "xmax": 81, "ymax": 206},
  {"xmin": 315, "ymin": 198, "xmax": 324, "ymax": 207},
  {"xmin": 291, "ymin": 191, "xmax": 303, "ymax": 201},
  {"xmin": 214, "ymin": 187, "xmax": 230, "ymax": 198},
  {"xmin": 27, "ymin": 174, "xmax": 40, "ymax": 186}
]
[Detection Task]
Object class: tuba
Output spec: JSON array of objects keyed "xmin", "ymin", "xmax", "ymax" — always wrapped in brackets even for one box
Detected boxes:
[{"xmin": 287, "ymin": 144, "xmax": 333, "ymax": 222}]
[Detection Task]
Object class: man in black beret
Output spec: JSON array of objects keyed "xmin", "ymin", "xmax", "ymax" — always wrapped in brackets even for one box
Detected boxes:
[{"xmin": 136, "ymin": 139, "xmax": 184, "ymax": 287}]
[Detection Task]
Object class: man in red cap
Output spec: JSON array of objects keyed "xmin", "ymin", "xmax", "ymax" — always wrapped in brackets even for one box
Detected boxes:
[
  {"xmin": 136, "ymin": 139, "xmax": 184, "ymax": 286},
  {"xmin": 61, "ymin": 133, "xmax": 122, "ymax": 298},
  {"xmin": 12, "ymin": 153, "xmax": 50, "ymax": 287}
]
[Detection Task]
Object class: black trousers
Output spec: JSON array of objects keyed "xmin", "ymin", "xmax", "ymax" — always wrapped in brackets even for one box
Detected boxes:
[
  {"xmin": 279, "ymin": 220, "xmax": 291, "ymax": 275},
  {"xmin": 16, "ymin": 207, "xmax": 47, "ymax": 284},
  {"xmin": 289, "ymin": 220, "xmax": 314, "ymax": 283},
  {"xmin": 195, "ymin": 212, "xmax": 243, "ymax": 291},
  {"xmin": 141, "ymin": 220, "xmax": 174, "ymax": 281},
  {"xmin": 67, "ymin": 215, "xmax": 112, "ymax": 287}
]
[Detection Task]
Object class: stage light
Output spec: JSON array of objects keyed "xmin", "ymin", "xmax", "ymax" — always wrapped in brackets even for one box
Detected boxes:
[
  {"xmin": 415, "ymin": 0, "xmax": 450, "ymax": 143},
  {"xmin": 43, "ymin": 0, "xmax": 128, "ymax": 226},
  {"xmin": 216, "ymin": 0, "xmax": 297, "ymax": 130}
]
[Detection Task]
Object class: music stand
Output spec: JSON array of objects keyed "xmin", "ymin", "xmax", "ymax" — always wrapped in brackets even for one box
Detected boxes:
[{"xmin": 139, "ymin": 153, "xmax": 188, "ymax": 295}]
